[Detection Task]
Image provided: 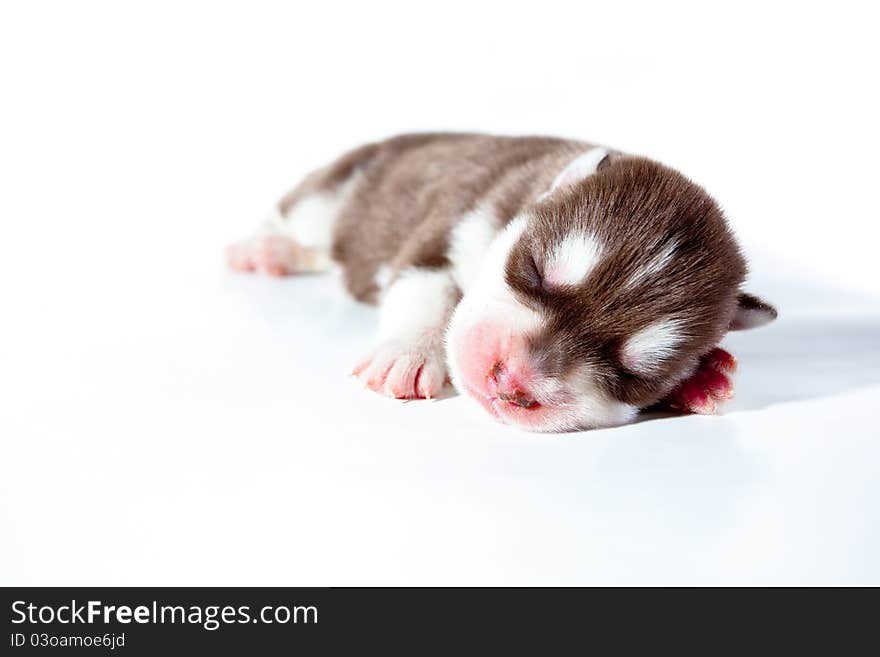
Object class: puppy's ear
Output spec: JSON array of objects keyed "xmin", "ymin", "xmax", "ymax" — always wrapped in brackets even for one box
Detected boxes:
[
  {"xmin": 540, "ymin": 148, "xmax": 610, "ymax": 199},
  {"xmin": 729, "ymin": 292, "xmax": 778, "ymax": 330}
]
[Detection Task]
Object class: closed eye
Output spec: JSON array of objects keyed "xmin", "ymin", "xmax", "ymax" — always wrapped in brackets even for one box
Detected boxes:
[
  {"xmin": 523, "ymin": 254, "xmax": 544, "ymax": 292},
  {"xmin": 505, "ymin": 249, "xmax": 548, "ymax": 302}
]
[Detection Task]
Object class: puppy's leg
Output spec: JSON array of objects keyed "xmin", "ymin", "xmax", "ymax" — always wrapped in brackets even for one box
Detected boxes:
[
  {"xmin": 353, "ymin": 268, "xmax": 460, "ymax": 399},
  {"xmin": 227, "ymin": 163, "xmax": 364, "ymax": 277},
  {"xmin": 226, "ymin": 204, "xmax": 335, "ymax": 277}
]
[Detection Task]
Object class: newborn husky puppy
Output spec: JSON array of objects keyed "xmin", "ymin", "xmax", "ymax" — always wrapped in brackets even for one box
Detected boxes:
[{"xmin": 228, "ymin": 133, "xmax": 777, "ymax": 432}]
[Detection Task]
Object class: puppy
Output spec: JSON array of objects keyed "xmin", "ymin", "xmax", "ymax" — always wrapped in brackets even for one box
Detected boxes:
[{"xmin": 228, "ymin": 133, "xmax": 777, "ymax": 432}]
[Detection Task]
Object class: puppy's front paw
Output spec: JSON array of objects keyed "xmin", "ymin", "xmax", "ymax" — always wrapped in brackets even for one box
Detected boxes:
[
  {"xmin": 352, "ymin": 340, "xmax": 448, "ymax": 400},
  {"xmin": 661, "ymin": 347, "xmax": 737, "ymax": 415}
]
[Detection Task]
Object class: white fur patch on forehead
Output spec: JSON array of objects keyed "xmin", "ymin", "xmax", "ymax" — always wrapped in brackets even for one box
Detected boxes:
[
  {"xmin": 623, "ymin": 239, "xmax": 678, "ymax": 289},
  {"xmin": 545, "ymin": 232, "xmax": 603, "ymax": 288},
  {"xmin": 620, "ymin": 318, "xmax": 687, "ymax": 374}
]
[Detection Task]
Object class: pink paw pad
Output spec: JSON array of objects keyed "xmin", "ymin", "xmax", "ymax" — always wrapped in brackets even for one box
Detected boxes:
[
  {"xmin": 226, "ymin": 240, "xmax": 257, "ymax": 272},
  {"xmin": 661, "ymin": 347, "xmax": 738, "ymax": 415},
  {"xmin": 353, "ymin": 343, "xmax": 447, "ymax": 400},
  {"xmin": 225, "ymin": 235, "xmax": 304, "ymax": 276}
]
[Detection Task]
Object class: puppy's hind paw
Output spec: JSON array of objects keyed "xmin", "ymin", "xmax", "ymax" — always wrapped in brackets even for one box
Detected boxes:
[{"xmin": 225, "ymin": 234, "xmax": 311, "ymax": 276}]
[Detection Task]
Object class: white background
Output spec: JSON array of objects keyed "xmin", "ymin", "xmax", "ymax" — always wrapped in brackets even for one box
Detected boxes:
[{"xmin": 1, "ymin": 1, "xmax": 878, "ymax": 584}]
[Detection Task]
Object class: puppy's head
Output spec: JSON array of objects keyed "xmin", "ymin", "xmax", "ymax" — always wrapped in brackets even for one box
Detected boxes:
[{"xmin": 446, "ymin": 153, "xmax": 775, "ymax": 432}]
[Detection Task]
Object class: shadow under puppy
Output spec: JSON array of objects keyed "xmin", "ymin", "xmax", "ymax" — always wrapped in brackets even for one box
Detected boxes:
[{"xmin": 228, "ymin": 133, "xmax": 777, "ymax": 432}]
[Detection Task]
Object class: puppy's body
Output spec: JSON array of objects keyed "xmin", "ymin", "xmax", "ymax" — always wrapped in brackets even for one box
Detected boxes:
[{"xmin": 228, "ymin": 133, "xmax": 776, "ymax": 432}]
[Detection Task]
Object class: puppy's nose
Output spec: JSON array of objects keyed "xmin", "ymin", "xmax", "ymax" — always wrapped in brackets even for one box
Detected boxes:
[{"xmin": 491, "ymin": 361, "xmax": 538, "ymax": 409}]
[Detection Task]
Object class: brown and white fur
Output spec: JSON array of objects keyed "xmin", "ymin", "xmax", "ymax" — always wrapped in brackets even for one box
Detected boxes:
[{"xmin": 227, "ymin": 133, "xmax": 777, "ymax": 432}]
